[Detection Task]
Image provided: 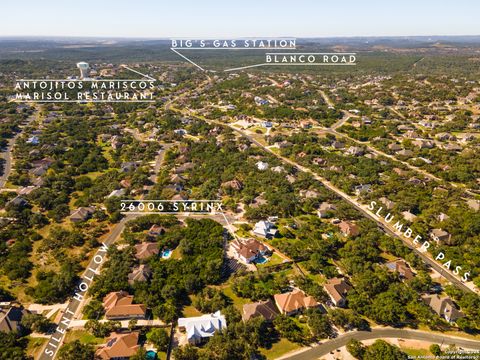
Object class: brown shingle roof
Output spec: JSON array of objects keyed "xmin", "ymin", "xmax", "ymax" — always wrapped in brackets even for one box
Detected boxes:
[
  {"xmin": 242, "ymin": 299, "xmax": 279, "ymax": 322},
  {"xmin": 324, "ymin": 278, "xmax": 352, "ymax": 304},
  {"xmin": 134, "ymin": 242, "xmax": 159, "ymax": 260},
  {"xmin": 95, "ymin": 332, "xmax": 140, "ymax": 359},
  {"xmin": 274, "ymin": 290, "xmax": 319, "ymax": 314},
  {"xmin": 337, "ymin": 221, "xmax": 360, "ymax": 237},
  {"xmin": 103, "ymin": 291, "xmax": 146, "ymax": 319}
]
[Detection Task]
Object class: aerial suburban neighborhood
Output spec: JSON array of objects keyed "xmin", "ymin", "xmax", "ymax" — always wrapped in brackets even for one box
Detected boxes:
[{"xmin": 1, "ymin": 2, "xmax": 480, "ymax": 360}]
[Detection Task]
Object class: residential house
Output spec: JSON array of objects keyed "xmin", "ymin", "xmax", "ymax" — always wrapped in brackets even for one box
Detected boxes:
[
  {"xmin": 95, "ymin": 332, "xmax": 140, "ymax": 359},
  {"xmin": 354, "ymin": 184, "xmax": 371, "ymax": 196},
  {"xmin": 393, "ymin": 168, "xmax": 408, "ymax": 177},
  {"xmin": 404, "ymin": 130, "xmax": 419, "ymax": 139},
  {"xmin": 423, "ymin": 295, "xmax": 464, "ymax": 323},
  {"xmin": 460, "ymin": 134, "xmax": 475, "ymax": 143},
  {"xmin": 0, "ymin": 304, "xmax": 28, "ymax": 333},
  {"xmin": 401, "ymin": 211, "xmax": 418, "ymax": 222},
  {"xmin": 170, "ymin": 174, "xmax": 185, "ymax": 184},
  {"xmin": 332, "ymin": 141, "xmax": 345, "ymax": 149},
  {"xmin": 299, "ymin": 189, "xmax": 319, "ymax": 199},
  {"xmin": 242, "ymin": 299, "xmax": 279, "ymax": 322},
  {"xmin": 437, "ymin": 213, "xmax": 450, "ymax": 222},
  {"xmin": 31, "ymin": 157, "xmax": 55, "ymax": 168},
  {"xmin": 221, "ymin": 179, "xmax": 243, "ymax": 191},
  {"xmin": 274, "ymin": 290, "xmax": 320, "ymax": 315},
  {"xmin": 435, "ymin": 133, "xmax": 456, "ymax": 141},
  {"xmin": 103, "ymin": 291, "xmax": 146, "ymax": 320},
  {"xmin": 385, "ymin": 260, "xmax": 415, "ymax": 280},
  {"xmin": 256, "ymin": 161, "xmax": 269, "ymax": 171},
  {"xmin": 324, "ymin": 278, "xmax": 352, "ymax": 307},
  {"xmin": 441, "ymin": 143, "xmax": 462, "ymax": 151},
  {"xmin": 430, "ymin": 229, "xmax": 452, "ymax": 244},
  {"xmin": 174, "ymin": 162, "xmax": 195, "ymax": 174},
  {"xmin": 388, "ymin": 143, "xmax": 402, "ymax": 151},
  {"xmin": 408, "ymin": 177, "xmax": 425, "ymax": 186},
  {"xmin": 346, "ymin": 146, "xmax": 364, "ymax": 156},
  {"xmin": 231, "ymin": 238, "xmax": 270, "ymax": 264},
  {"xmin": 397, "ymin": 149, "xmax": 414, "ymax": 157},
  {"xmin": 337, "ymin": 221, "xmax": 360, "ymax": 237},
  {"xmin": 379, "ymin": 197, "xmax": 395, "ymax": 210},
  {"xmin": 148, "ymin": 225, "xmax": 166, "ymax": 237},
  {"xmin": 178, "ymin": 311, "xmax": 227, "ymax": 344},
  {"xmin": 174, "ymin": 129, "xmax": 187, "ymax": 135},
  {"xmin": 7, "ymin": 196, "xmax": 28, "ymax": 208},
  {"xmin": 128, "ymin": 264, "xmax": 152, "ymax": 285},
  {"xmin": 271, "ymin": 166, "xmax": 285, "ymax": 173},
  {"xmin": 70, "ymin": 206, "xmax": 95, "ymax": 223},
  {"xmin": 107, "ymin": 189, "xmax": 126, "ymax": 198},
  {"xmin": 300, "ymin": 120, "xmax": 313, "ymax": 129},
  {"xmin": 312, "ymin": 157, "xmax": 327, "ymax": 166},
  {"xmin": 121, "ymin": 162, "xmax": 139, "ymax": 173},
  {"xmin": 253, "ymin": 221, "xmax": 277, "ymax": 238},
  {"xmin": 134, "ymin": 242, "xmax": 159, "ymax": 260},
  {"xmin": 26, "ymin": 136, "xmax": 39, "ymax": 145},
  {"xmin": 317, "ymin": 202, "xmax": 336, "ymax": 218},
  {"xmin": 467, "ymin": 199, "xmax": 480, "ymax": 212},
  {"xmin": 412, "ymin": 139, "xmax": 435, "ymax": 149}
]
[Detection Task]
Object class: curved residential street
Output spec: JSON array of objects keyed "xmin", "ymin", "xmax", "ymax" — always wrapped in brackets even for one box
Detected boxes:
[
  {"xmin": 0, "ymin": 107, "xmax": 39, "ymax": 189},
  {"xmin": 280, "ymin": 328, "xmax": 480, "ymax": 360},
  {"xmin": 0, "ymin": 136, "xmax": 15, "ymax": 189}
]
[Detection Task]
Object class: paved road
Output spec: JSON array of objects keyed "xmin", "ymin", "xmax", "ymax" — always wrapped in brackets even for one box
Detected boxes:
[
  {"xmin": 319, "ymin": 89, "xmax": 335, "ymax": 109},
  {"xmin": 0, "ymin": 106, "xmax": 39, "ymax": 189},
  {"xmin": 0, "ymin": 110, "xmax": 38, "ymax": 189},
  {"xmin": 39, "ymin": 214, "xmax": 136, "ymax": 360},
  {"xmin": 280, "ymin": 328, "xmax": 480, "ymax": 360},
  {"xmin": 0, "ymin": 137, "xmax": 15, "ymax": 189},
  {"xmin": 241, "ymin": 125, "xmax": 475, "ymax": 294},
  {"xmin": 172, "ymin": 104, "xmax": 475, "ymax": 295},
  {"xmin": 39, "ymin": 141, "xmax": 176, "ymax": 359}
]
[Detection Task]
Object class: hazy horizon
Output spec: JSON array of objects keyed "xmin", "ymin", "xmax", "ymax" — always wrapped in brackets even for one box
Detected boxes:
[{"xmin": 1, "ymin": 0, "xmax": 479, "ymax": 38}]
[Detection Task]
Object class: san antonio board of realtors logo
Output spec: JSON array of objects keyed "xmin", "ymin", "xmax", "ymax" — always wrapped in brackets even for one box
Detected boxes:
[{"xmin": 14, "ymin": 62, "xmax": 156, "ymax": 103}]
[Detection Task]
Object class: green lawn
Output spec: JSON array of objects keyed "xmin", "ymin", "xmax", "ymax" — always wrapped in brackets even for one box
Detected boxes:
[
  {"xmin": 256, "ymin": 252, "xmax": 285, "ymax": 268},
  {"xmin": 259, "ymin": 338, "xmax": 301, "ymax": 360},
  {"xmin": 399, "ymin": 345, "xmax": 431, "ymax": 357},
  {"xmin": 63, "ymin": 330, "xmax": 105, "ymax": 345},
  {"xmin": 182, "ymin": 305, "xmax": 203, "ymax": 317},
  {"xmin": 26, "ymin": 336, "xmax": 47, "ymax": 358},
  {"xmin": 222, "ymin": 284, "xmax": 252, "ymax": 312}
]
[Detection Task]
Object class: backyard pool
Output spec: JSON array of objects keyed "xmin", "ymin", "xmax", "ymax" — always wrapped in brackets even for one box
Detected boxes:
[
  {"xmin": 146, "ymin": 350, "xmax": 157, "ymax": 360},
  {"xmin": 161, "ymin": 249, "xmax": 172, "ymax": 259},
  {"xmin": 255, "ymin": 256, "xmax": 269, "ymax": 264}
]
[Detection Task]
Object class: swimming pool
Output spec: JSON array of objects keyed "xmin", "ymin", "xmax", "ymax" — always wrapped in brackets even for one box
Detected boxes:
[
  {"xmin": 161, "ymin": 249, "xmax": 172, "ymax": 259},
  {"xmin": 255, "ymin": 256, "xmax": 268, "ymax": 264},
  {"xmin": 146, "ymin": 350, "xmax": 157, "ymax": 360}
]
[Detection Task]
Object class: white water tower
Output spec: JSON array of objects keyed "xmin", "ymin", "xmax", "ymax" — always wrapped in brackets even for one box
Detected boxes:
[{"xmin": 76, "ymin": 62, "xmax": 90, "ymax": 79}]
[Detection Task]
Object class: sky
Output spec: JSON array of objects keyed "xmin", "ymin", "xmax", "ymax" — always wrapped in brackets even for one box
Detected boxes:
[{"xmin": 1, "ymin": 0, "xmax": 479, "ymax": 38}]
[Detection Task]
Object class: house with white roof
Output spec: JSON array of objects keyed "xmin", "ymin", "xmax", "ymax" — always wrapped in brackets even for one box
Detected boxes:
[
  {"xmin": 253, "ymin": 220, "xmax": 277, "ymax": 238},
  {"xmin": 178, "ymin": 311, "xmax": 227, "ymax": 344},
  {"xmin": 256, "ymin": 161, "xmax": 269, "ymax": 171}
]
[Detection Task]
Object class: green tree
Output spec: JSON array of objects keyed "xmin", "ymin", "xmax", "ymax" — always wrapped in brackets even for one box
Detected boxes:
[
  {"xmin": 172, "ymin": 344, "xmax": 199, "ymax": 360},
  {"xmin": 57, "ymin": 340, "xmax": 94, "ymax": 360},
  {"xmin": 83, "ymin": 299, "xmax": 105, "ymax": 320},
  {"xmin": 363, "ymin": 340, "xmax": 408, "ymax": 360},
  {"xmin": 347, "ymin": 339, "xmax": 365, "ymax": 359},
  {"xmin": 429, "ymin": 344, "xmax": 442, "ymax": 356},
  {"xmin": 147, "ymin": 328, "xmax": 170, "ymax": 352},
  {"xmin": 20, "ymin": 312, "xmax": 53, "ymax": 333}
]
